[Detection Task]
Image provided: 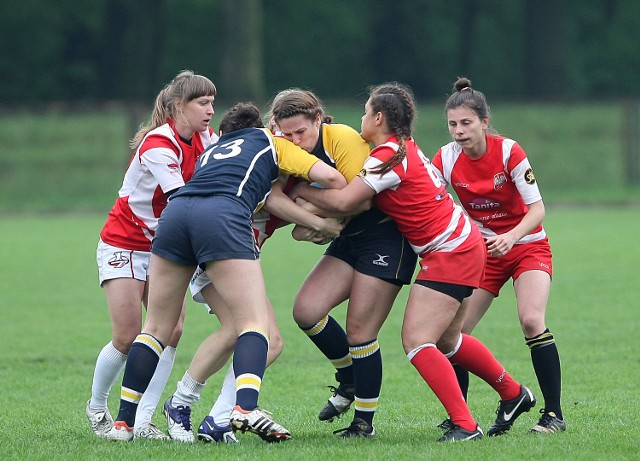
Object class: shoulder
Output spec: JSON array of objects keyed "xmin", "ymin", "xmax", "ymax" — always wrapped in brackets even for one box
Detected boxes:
[
  {"xmin": 139, "ymin": 124, "xmax": 180, "ymax": 154},
  {"xmin": 323, "ymin": 123, "xmax": 360, "ymax": 138},
  {"xmin": 438, "ymin": 141, "xmax": 462, "ymax": 158},
  {"xmin": 323, "ymin": 123, "xmax": 369, "ymax": 150},
  {"xmin": 487, "ymin": 134, "xmax": 522, "ymax": 154},
  {"xmin": 488, "ymin": 134, "xmax": 527, "ymax": 169}
]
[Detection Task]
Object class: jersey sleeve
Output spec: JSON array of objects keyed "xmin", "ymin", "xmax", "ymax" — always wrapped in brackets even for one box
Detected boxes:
[
  {"xmin": 324, "ymin": 124, "xmax": 371, "ymax": 181},
  {"xmin": 272, "ymin": 135, "xmax": 319, "ymax": 181},
  {"xmin": 359, "ymin": 153, "xmax": 401, "ymax": 194},
  {"xmin": 430, "ymin": 149, "xmax": 447, "ymax": 184},
  {"xmin": 139, "ymin": 135, "xmax": 185, "ymax": 193},
  {"xmin": 507, "ymin": 142, "xmax": 543, "ymax": 205}
]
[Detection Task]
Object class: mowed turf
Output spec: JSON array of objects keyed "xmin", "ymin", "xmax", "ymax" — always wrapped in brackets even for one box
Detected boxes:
[{"xmin": 0, "ymin": 207, "xmax": 637, "ymax": 460}]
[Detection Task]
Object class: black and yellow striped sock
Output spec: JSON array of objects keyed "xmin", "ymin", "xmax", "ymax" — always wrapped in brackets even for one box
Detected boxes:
[
  {"xmin": 350, "ymin": 339, "xmax": 381, "ymax": 426},
  {"xmin": 302, "ymin": 315, "xmax": 352, "ymax": 384},
  {"xmin": 526, "ymin": 328, "xmax": 563, "ymax": 419},
  {"xmin": 117, "ymin": 333, "xmax": 164, "ymax": 426}
]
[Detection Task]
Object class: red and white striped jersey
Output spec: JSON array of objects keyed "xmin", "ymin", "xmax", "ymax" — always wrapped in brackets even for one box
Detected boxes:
[
  {"xmin": 360, "ymin": 136, "xmax": 478, "ymax": 256},
  {"xmin": 432, "ymin": 134, "xmax": 545, "ymax": 243},
  {"xmin": 100, "ymin": 120, "xmax": 216, "ymax": 251}
]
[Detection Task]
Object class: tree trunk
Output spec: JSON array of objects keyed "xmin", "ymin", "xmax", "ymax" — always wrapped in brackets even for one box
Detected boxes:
[
  {"xmin": 524, "ymin": 0, "xmax": 568, "ymax": 98},
  {"xmin": 219, "ymin": 0, "xmax": 265, "ymax": 105}
]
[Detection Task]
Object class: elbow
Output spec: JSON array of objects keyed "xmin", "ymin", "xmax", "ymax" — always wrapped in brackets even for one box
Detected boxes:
[
  {"xmin": 360, "ymin": 198, "xmax": 372, "ymax": 212},
  {"xmin": 328, "ymin": 175, "xmax": 347, "ymax": 190}
]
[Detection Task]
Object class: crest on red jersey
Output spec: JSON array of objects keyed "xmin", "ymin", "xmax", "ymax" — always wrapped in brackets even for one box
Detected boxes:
[{"xmin": 493, "ymin": 172, "xmax": 507, "ymax": 190}]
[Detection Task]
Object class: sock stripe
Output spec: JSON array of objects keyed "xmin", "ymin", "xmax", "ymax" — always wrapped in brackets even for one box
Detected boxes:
[
  {"xmin": 406, "ymin": 343, "xmax": 436, "ymax": 361},
  {"xmin": 135, "ymin": 333, "xmax": 163, "ymax": 356},
  {"xmin": 349, "ymin": 340, "xmax": 380, "ymax": 359},
  {"xmin": 330, "ymin": 353, "xmax": 353, "ymax": 369},
  {"xmin": 303, "ymin": 316, "xmax": 328, "ymax": 336},
  {"xmin": 121, "ymin": 386, "xmax": 143, "ymax": 404},
  {"xmin": 526, "ymin": 329, "xmax": 555, "ymax": 350},
  {"xmin": 236, "ymin": 373, "xmax": 262, "ymax": 392},
  {"xmin": 354, "ymin": 397, "xmax": 378, "ymax": 412}
]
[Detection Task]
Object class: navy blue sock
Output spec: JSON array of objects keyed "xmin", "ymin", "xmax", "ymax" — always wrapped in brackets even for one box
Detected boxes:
[
  {"xmin": 233, "ymin": 330, "xmax": 268, "ymax": 411},
  {"xmin": 116, "ymin": 334, "xmax": 163, "ymax": 426},
  {"xmin": 302, "ymin": 315, "xmax": 352, "ymax": 385},
  {"xmin": 350, "ymin": 339, "xmax": 381, "ymax": 426}
]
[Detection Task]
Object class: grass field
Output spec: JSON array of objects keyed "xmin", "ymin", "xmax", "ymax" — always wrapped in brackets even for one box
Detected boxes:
[{"xmin": 0, "ymin": 207, "xmax": 638, "ymax": 460}]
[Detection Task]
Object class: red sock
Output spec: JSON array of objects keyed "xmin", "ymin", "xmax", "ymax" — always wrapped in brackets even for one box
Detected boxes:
[
  {"xmin": 449, "ymin": 334, "xmax": 520, "ymax": 400},
  {"xmin": 410, "ymin": 346, "xmax": 476, "ymax": 431}
]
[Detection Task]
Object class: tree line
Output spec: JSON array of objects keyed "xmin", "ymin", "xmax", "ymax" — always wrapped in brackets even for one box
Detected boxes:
[{"xmin": 1, "ymin": 0, "xmax": 636, "ymax": 106}]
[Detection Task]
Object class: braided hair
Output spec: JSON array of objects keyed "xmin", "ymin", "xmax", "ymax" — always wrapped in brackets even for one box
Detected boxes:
[{"xmin": 367, "ymin": 82, "xmax": 416, "ymax": 176}]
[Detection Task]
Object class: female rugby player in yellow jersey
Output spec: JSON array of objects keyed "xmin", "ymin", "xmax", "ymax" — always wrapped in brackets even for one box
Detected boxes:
[{"xmin": 271, "ymin": 89, "xmax": 418, "ymax": 438}]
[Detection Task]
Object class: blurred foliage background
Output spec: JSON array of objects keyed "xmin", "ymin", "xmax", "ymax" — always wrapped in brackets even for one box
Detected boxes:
[
  {"xmin": 1, "ymin": 0, "xmax": 639, "ymax": 212},
  {"xmin": 1, "ymin": 0, "xmax": 638, "ymax": 105}
]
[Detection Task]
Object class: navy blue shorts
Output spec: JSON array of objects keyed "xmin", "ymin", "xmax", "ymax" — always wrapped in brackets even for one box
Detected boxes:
[
  {"xmin": 325, "ymin": 218, "xmax": 417, "ymax": 285},
  {"xmin": 152, "ymin": 195, "xmax": 259, "ymax": 266}
]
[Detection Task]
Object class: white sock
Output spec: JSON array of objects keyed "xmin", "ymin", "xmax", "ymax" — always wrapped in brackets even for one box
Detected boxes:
[
  {"xmin": 171, "ymin": 370, "xmax": 206, "ymax": 410},
  {"xmin": 89, "ymin": 341, "xmax": 127, "ymax": 410},
  {"xmin": 135, "ymin": 346, "xmax": 176, "ymax": 427},
  {"xmin": 209, "ymin": 365, "xmax": 236, "ymax": 426}
]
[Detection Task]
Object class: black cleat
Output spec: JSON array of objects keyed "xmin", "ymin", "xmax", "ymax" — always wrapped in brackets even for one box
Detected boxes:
[
  {"xmin": 437, "ymin": 425, "xmax": 484, "ymax": 442},
  {"xmin": 318, "ymin": 382, "xmax": 355, "ymax": 422},
  {"xmin": 488, "ymin": 385, "xmax": 536, "ymax": 436},
  {"xmin": 529, "ymin": 409, "xmax": 566, "ymax": 434},
  {"xmin": 333, "ymin": 418, "xmax": 375, "ymax": 438}
]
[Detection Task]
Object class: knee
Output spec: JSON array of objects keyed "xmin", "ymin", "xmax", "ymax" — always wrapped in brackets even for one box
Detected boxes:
[
  {"xmin": 345, "ymin": 321, "xmax": 370, "ymax": 346},
  {"xmin": 436, "ymin": 336, "xmax": 458, "ymax": 355},
  {"xmin": 112, "ymin": 333, "xmax": 137, "ymax": 354},
  {"xmin": 401, "ymin": 334, "xmax": 419, "ymax": 355},
  {"xmin": 519, "ymin": 312, "xmax": 546, "ymax": 338},
  {"xmin": 292, "ymin": 298, "xmax": 320, "ymax": 328}
]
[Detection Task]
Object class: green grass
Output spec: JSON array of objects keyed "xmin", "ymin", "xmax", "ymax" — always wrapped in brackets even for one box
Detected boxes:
[
  {"xmin": 0, "ymin": 208, "xmax": 638, "ymax": 460},
  {"xmin": 2, "ymin": 102, "xmax": 640, "ymax": 214}
]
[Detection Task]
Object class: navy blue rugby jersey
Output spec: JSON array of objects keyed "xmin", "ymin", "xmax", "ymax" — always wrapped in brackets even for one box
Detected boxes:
[{"xmin": 172, "ymin": 127, "xmax": 317, "ymax": 213}]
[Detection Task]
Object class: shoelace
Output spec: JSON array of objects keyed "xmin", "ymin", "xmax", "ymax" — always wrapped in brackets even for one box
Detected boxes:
[
  {"xmin": 332, "ymin": 420, "xmax": 370, "ymax": 436},
  {"xmin": 254, "ymin": 408, "xmax": 285, "ymax": 431},
  {"xmin": 176, "ymin": 405, "xmax": 192, "ymax": 430},
  {"xmin": 327, "ymin": 385, "xmax": 340, "ymax": 397},
  {"xmin": 538, "ymin": 411, "xmax": 557, "ymax": 425},
  {"xmin": 327, "ymin": 384, "xmax": 353, "ymax": 398}
]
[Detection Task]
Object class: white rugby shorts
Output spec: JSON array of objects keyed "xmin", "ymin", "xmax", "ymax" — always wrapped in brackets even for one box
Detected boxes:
[
  {"xmin": 96, "ymin": 239, "xmax": 150, "ymax": 285},
  {"xmin": 189, "ymin": 266, "xmax": 215, "ymax": 314}
]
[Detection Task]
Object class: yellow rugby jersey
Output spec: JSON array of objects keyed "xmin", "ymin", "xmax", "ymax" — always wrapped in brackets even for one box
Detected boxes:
[
  {"xmin": 271, "ymin": 133, "xmax": 320, "ymax": 181},
  {"xmin": 311, "ymin": 123, "xmax": 388, "ymax": 235},
  {"xmin": 313, "ymin": 123, "xmax": 370, "ymax": 181}
]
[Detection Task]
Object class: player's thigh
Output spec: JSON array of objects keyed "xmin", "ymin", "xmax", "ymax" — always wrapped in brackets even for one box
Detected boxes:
[
  {"xmin": 206, "ymin": 259, "xmax": 270, "ymax": 333},
  {"xmin": 460, "ymin": 288, "xmax": 495, "ymax": 334},
  {"xmin": 293, "ymin": 255, "xmax": 353, "ymax": 325},
  {"xmin": 514, "ymin": 270, "xmax": 551, "ymax": 336},
  {"xmin": 102, "ymin": 277, "xmax": 146, "ymax": 351},
  {"xmin": 144, "ymin": 254, "xmax": 195, "ymax": 344},
  {"xmin": 346, "ymin": 273, "xmax": 401, "ymax": 343},
  {"xmin": 402, "ymin": 284, "xmax": 460, "ymax": 351},
  {"xmin": 201, "ymin": 282, "xmax": 236, "ymax": 330}
]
